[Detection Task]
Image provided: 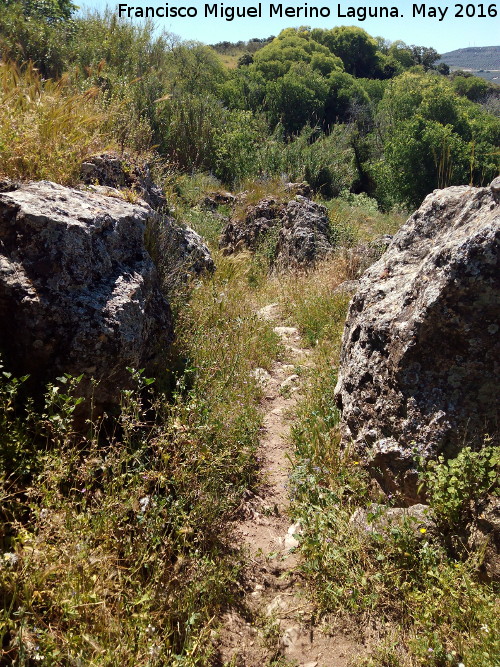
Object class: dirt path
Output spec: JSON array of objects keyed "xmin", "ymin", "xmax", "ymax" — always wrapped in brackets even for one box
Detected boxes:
[{"xmin": 216, "ymin": 304, "xmax": 364, "ymax": 667}]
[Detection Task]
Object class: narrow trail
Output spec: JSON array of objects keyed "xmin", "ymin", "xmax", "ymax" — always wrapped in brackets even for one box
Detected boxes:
[{"xmin": 217, "ymin": 304, "xmax": 364, "ymax": 667}]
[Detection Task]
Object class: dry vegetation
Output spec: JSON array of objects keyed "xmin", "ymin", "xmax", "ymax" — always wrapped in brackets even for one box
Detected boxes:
[
  {"xmin": 0, "ymin": 61, "xmax": 113, "ymax": 184},
  {"xmin": 0, "ymin": 4, "xmax": 499, "ymax": 664}
]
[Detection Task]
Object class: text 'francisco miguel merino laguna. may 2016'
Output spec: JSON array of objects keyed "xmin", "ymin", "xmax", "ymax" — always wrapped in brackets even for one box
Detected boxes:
[{"xmin": 117, "ymin": 2, "xmax": 498, "ymax": 21}]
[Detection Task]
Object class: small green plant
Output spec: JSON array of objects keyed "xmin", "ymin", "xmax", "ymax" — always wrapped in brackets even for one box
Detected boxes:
[
  {"xmin": 339, "ymin": 189, "xmax": 379, "ymax": 213},
  {"xmin": 420, "ymin": 445, "xmax": 499, "ymax": 530}
]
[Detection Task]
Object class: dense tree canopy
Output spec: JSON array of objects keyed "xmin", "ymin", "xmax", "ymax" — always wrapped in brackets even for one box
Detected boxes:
[
  {"xmin": 312, "ymin": 26, "xmax": 380, "ymax": 77},
  {"xmin": 0, "ymin": 0, "xmax": 77, "ymax": 21},
  {"xmin": 0, "ymin": 9, "xmax": 498, "ymax": 207}
]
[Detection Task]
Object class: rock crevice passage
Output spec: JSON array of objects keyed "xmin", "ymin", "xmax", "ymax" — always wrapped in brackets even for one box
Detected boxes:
[{"xmin": 217, "ymin": 305, "xmax": 362, "ymax": 667}]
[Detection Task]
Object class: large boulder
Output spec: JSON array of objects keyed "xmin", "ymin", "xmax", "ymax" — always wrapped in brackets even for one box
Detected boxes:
[
  {"xmin": 273, "ymin": 196, "xmax": 334, "ymax": 271},
  {"xmin": 0, "ymin": 181, "xmax": 173, "ymax": 413},
  {"xmin": 81, "ymin": 154, "xmax": 215, "ymax": 292},
  {"xmin": 220, "ymin": 196, "xmax": 334, "ymax": 270},
  {"xmin": 335, "ymin": 181, "xmax": 500, "ymax": 502}
]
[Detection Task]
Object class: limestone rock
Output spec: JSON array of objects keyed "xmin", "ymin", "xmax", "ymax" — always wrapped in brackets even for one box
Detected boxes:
[
  {"xmin": 81, "ymin": 152, "xmax": 167, "ymax": 210},
  {"xmin": 220, "ymin": 198, "xmax": 285, "ymax": 254},
  {"xmin": 150, "ymin": 216, "xmax": 215, "ymax": 293},
  {"xmin": 342, "ymin": 234, "xmax": 393, "ymax": 279},
  {"xmin": 0, "ymin": 181, "xmax": 173, "ymax": 413},
  {"xmin": 81, "ymin": 154, "xmax": 214, "ymax": 291},
  {"xmin": 273, "ymin": 196, "xmax": 333, "ymax": 271},
  {"xmin": 335, "ymin": 182, "xmax": 500, "ymax": 502},
  {"xmin": 220, "ymin": 196, "xmax": 334, "ymax": 270},
  {"xmin": 0, "ymin": 179, "xmax": 19, "ymax": 194}
]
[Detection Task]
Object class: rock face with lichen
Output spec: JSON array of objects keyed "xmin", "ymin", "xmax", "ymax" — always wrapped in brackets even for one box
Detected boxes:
[
  {"xmin": 220, "ymin": 195, "xmax": 334, "ymax": 270},
  {"xmin": 0, "ymin": 180, "xmax": 173, "ymax": 413},
  {"xmin": 335, "ymin": 180, "xmax": 500, "ymax": 503},
  {"xmin": 273, "ymin": 197, "xmax": 335, "ymax": 271},
  {"xmin": 81, "ymin": 154, "xmax": 215, "ymax": 291},
  {"xmin": 81, "ymin": 152, "xmax": 167, "ymax": 210}
]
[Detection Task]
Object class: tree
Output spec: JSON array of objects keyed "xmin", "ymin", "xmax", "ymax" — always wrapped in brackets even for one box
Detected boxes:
[
  {"xmin": 452, "ymin": 74, "xmax": 495, "ymax": 102},
  {"xmin": 313, "ymin": 26, "xmax": 379, "ymax": 78},
  {"xmin": 237, "ymin": 53, "xmax": 253, "ymax": 67},
  {"xmin": 410, "ymin": 45, "xmax": 440, "ymax": 70},
  {"xmin": 376, "ymin": 72, "xmax": 500, "ymax": 206},
  {"xmin": 387, "ymin": 40, "xmax": 414, "ymax": 68},
  {"xmin": 0, "ymin": 0, "xmax": 74, "ymax": 75},
  {"xmin": 0, "ymin": 0, "xmax": 78, "ymax": 21},
  {"xmin": 324, "ymin": 71, "xmax": 370, "ymax": 126},
  {"xmin": 252, "ymin": 29, "xmax": 343, "ymax": 82},
  {"xmin": 266, "ymin": 63, "xmax": 329, "ymax": 134}
]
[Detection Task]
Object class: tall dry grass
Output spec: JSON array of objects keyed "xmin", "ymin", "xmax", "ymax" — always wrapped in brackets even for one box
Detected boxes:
[{"xmin": 0, "ymin": 60, "xmax": 112, "ymax": 184}]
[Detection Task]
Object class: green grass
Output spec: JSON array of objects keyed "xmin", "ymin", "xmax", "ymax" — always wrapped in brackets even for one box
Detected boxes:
[
  {"xmin": 286, "ymin": 266, "xmax": 500, "ymax": 667},
  {"xmin": 2, "ymin": 168, "xmax": 497, "ymax": 666},
  {"xmin": 0, "ymin": 60, "xmax": 113, "ymax": 184},
  {"xmin": 0, "ymin": 245, "xmax": 279, "ymax": 665}
]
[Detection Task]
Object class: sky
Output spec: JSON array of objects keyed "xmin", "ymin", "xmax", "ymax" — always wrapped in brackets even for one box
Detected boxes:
[{"xmin": 81, "ymin": 0, "xmax": 500, "ymax": 54}]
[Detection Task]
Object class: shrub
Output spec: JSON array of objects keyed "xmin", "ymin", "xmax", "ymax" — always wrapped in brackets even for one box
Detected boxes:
[{"xmin": 421, "ymin": 445, "xmax": 500, "ymax": 530}]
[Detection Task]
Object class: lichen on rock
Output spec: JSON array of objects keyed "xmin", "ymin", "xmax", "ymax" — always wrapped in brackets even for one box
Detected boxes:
[
  {"xmin": 0, "ymin": 180, "xmax": 173, "ymax": 414},
  {"xmin": 335, "ymin": 180, "xmax": 500, "ymax": 502}
]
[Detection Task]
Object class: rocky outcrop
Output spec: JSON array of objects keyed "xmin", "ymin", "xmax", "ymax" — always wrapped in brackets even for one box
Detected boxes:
[
  {"xmin": 81, "ymin": 154, "xmax": 215, "ymax": 292},
  {"xmin": 335, "ymin": 181, "xmax": 500, "ymax": 503},
  {"xmin": 220, "ymin": 196, "xmax": 335, "ymax": 270},
  {"xmin": 81, "ymin": 152, "xmax": 167, "ymax": 210},
  {"xmin": 220, "ymin": 198, "xmax": 285, "ymax": 254},
  {"xmin": 273, "ymin": 196, "xmax": 334, "ymax": 271},
  {"xmin": 0, "ymin": 179, "xmax": 19, "ymax": 194},
  {"xmin": 0, "ymin": 181, "xmax": 173, "ymax": 413},
  {"xmin": 149, "ymin": 216, "xmax": 215, "ymax": 293}
]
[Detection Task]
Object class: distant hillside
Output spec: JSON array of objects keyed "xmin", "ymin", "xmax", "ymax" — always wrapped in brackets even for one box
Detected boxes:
[{"xmin": 440, "ymin": 46, "xmax": 500, "ymax": 70}]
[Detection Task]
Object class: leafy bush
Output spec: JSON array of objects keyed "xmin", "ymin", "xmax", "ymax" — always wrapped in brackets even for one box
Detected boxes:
[
  {"xmin": 375, "ymin": 71, "xmax": 500, "ymax": 206},
  {"xmin": 421, "ymin": 445, "xmax": 500, "ymax": 530},
  {"xmin": 0, "ymin": 0, "xmax": 74, "ymax": 76}
]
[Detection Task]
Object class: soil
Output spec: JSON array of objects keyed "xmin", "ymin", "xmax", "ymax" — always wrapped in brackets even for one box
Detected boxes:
[{"xmin": 215, "ymin": 304, "xmax": 370, "ymax": 667}]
